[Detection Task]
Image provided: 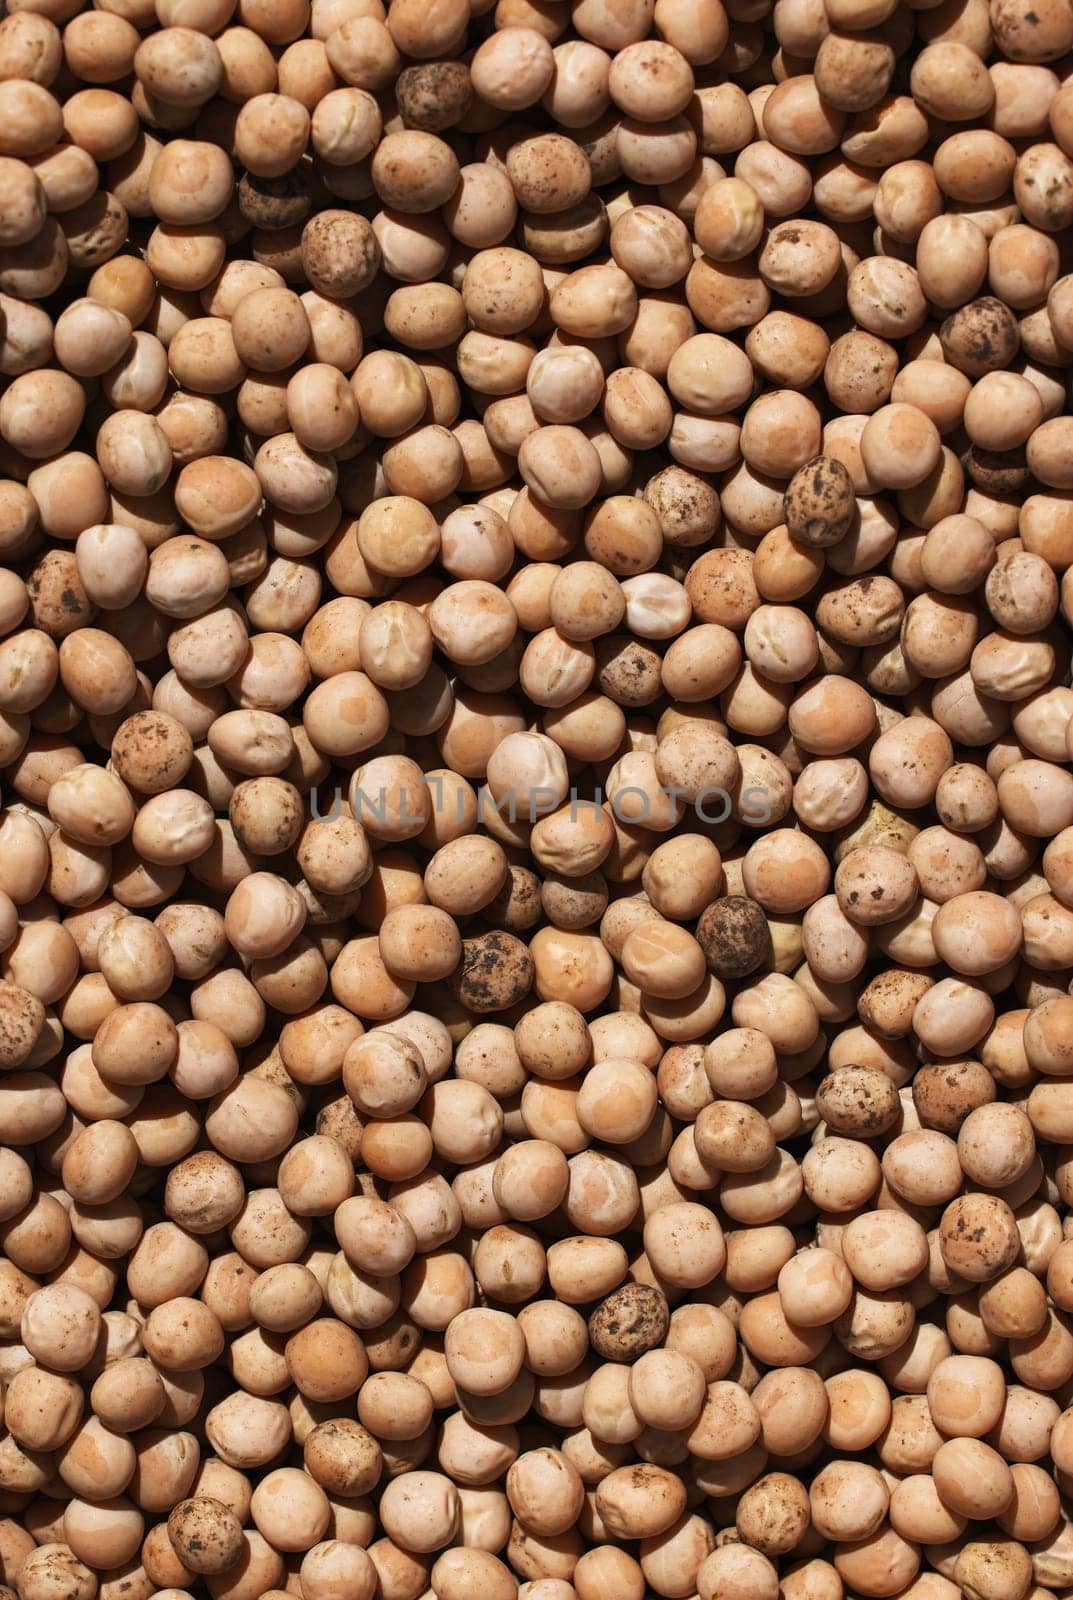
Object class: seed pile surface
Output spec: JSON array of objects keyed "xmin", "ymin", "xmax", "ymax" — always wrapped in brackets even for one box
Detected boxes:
[{"xmin": 5, "ymin": 0, "xmax": 1073, "ymax": 1599}]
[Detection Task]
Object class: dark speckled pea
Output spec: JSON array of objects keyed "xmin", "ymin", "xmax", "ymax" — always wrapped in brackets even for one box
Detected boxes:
[
  {"xmin": 238, "ymin": 168, "xmax": 313, "ymax": 232},
  {"xmin": 783, "ymin": 455, "xmax": 856, "ymax": 548},
  {"xmin": 589, "ymin": 1282, "xmax": 670, "ymax": 1362},
  {"xmin": 912, "ymin": 1059, "xmax": 998, "ymax": 1133},
  {"xmin": 395, "ymin": 61, "xmax": 473, "ymax": 131},
  {"xmin": 816, "ymin": 1064, "xmax": 901, "ymax": 1136},
  {"xmin": 166, "ymin": 1496, "xmax": 244, "ymax": 1575},
  {"xmin": 696, "ymin": 895, "xmax": 771, "ymax": 980},
  {"xmin": 939, "ymin": 296, "xmax": 1020, "ymax": 377},
  {"xmin": 939, "ymin": 1192, "xmax": 1021, "ymax": 1282},
  {"xmin": 449, "ymin": 929, "xmax": 534, "ymax": 1013}
]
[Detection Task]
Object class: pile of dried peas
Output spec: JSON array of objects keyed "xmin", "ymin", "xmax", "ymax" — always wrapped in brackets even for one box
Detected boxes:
[{"xmin": 9, "ymin": 0, "xmax": 1073, "ymax": 1597}]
